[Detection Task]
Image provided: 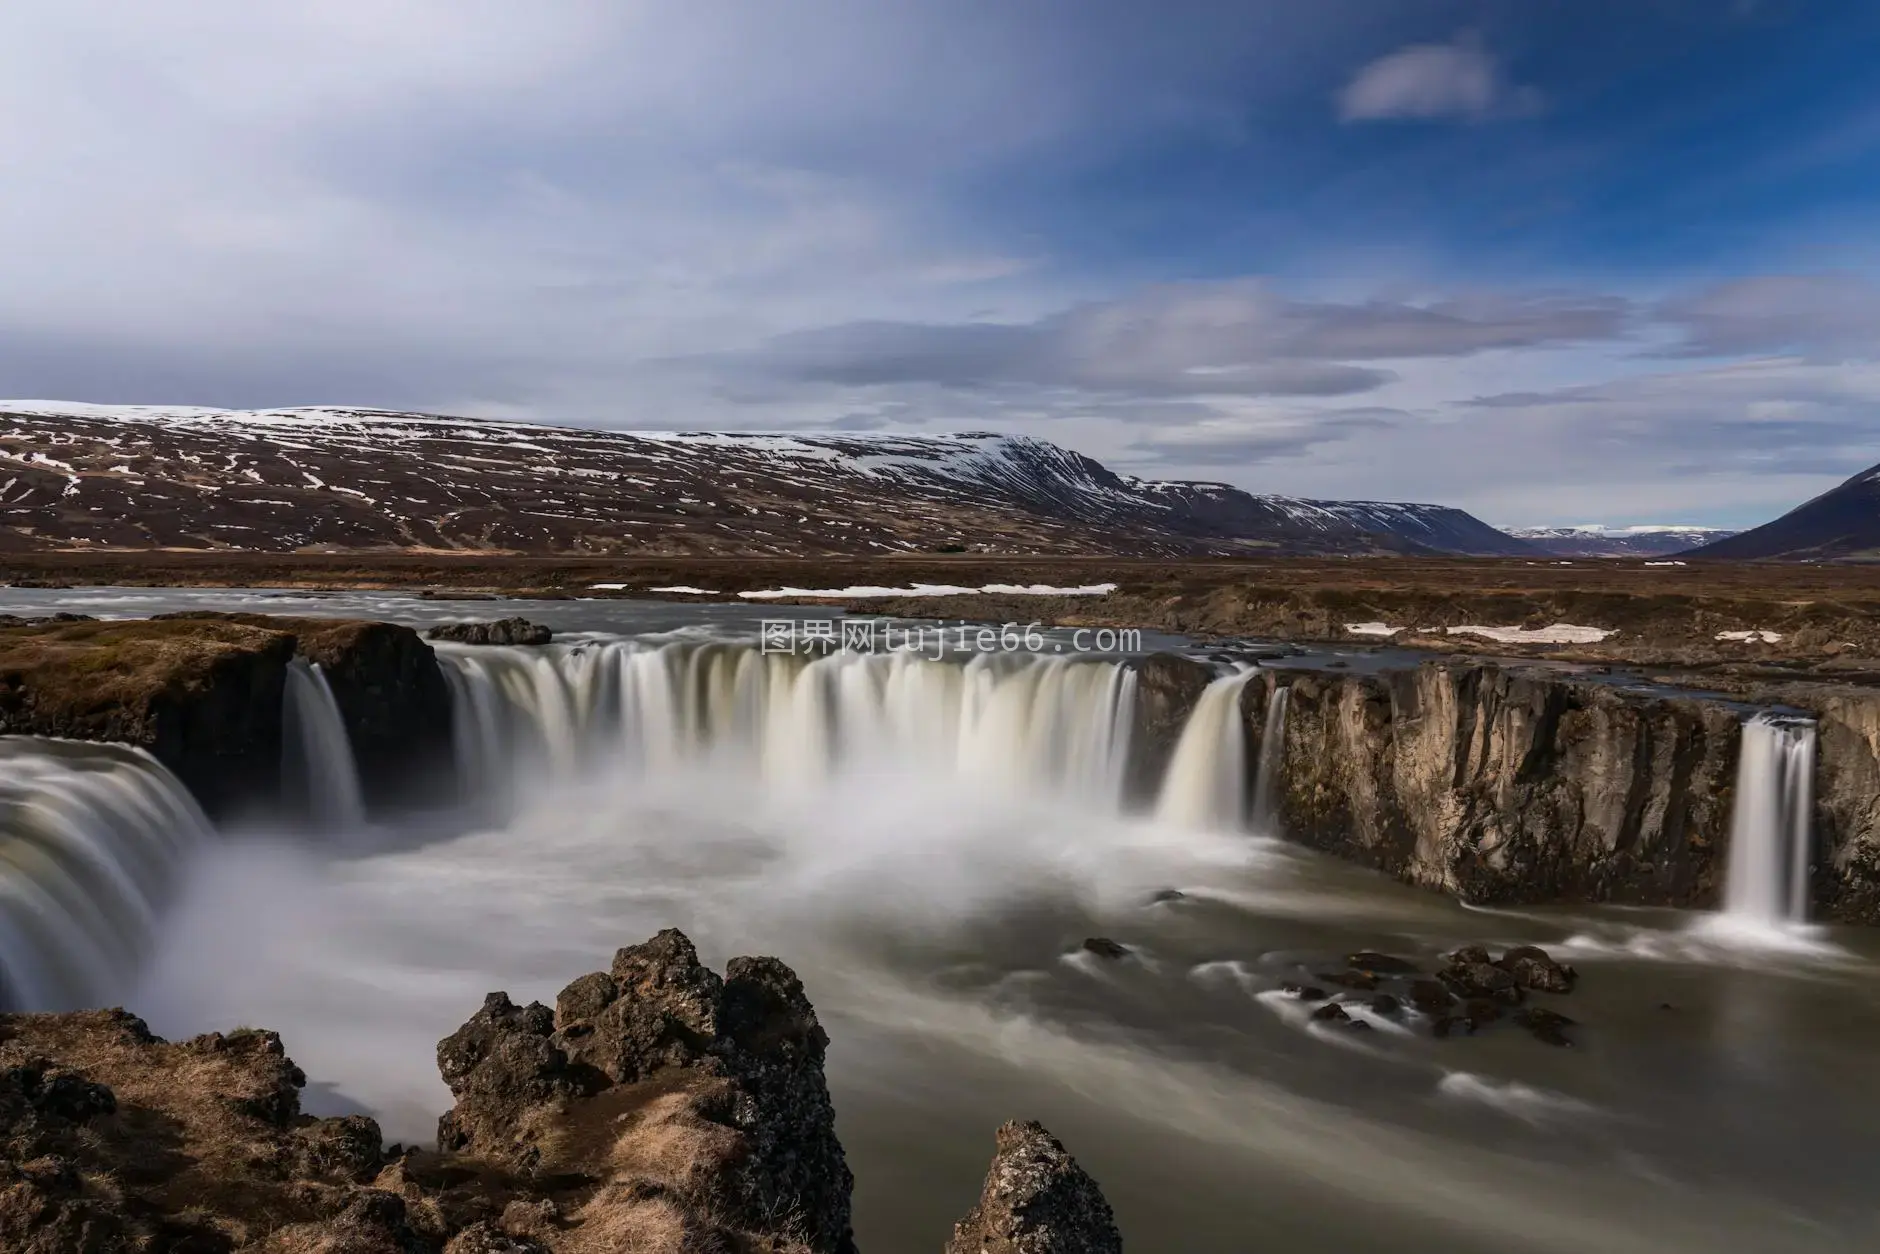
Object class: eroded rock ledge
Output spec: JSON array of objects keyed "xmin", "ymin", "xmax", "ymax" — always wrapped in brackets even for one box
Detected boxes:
[
  {"xmin": 0, "ymin": 931, "xmax": 1121, "ymax": 1252},
  {"xmin": 0, "ymin": 613, "xmax": 452, "ymax": 819}
]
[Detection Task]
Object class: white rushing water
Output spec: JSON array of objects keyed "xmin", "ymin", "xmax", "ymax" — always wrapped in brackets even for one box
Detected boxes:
[
  {"xmin": 0, "ymin": 739, "xmax": 215, "ymax": 1010},
  {"xmin": 283, "ymin": 659, "xmax": 367, "ymax": 833},
  {"xmin": 1250, "ymin": 684, "xmax": 1290, "ymax": 836},
  {"xmin": 434, "ymin": 640, "xmax": 1143, "ymax": 809},
  {"xmin": 1721, "ymin": 714, "xmax": 1818, "ymax": 932},
  {"xmin": 1155, "ymin": 670, "xmax": 1257, "ymax": 830}
]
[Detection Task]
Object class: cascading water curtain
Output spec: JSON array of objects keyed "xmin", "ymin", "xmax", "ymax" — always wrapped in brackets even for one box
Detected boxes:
[
  {"xmin": 1155, "ymin": 669, "xmax": 1257, "ymax": 830},
  {"xmin": 282, "ymin": 658, "xmax": 367, "ymax": 832},
  {"xmin": 1722, "ymin": 713, "xmax": 1818, "ymax": 929},
  {"xmin": 434, "ymin": 640, "xmax": 1142, "ymax": 809},
  {"xmin": 0, "ymin": 740, "xmax": 215, "ymax": 1010}
]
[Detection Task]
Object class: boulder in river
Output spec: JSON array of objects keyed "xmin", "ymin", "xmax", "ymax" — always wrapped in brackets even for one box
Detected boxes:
[
  {"xmin": 1082, "ymin": 937, "xmax": 1130, "ymax": 960},
  {"xmin": 1439, "ymin": 947, "xmax": 1525, "ymax": 1005},
  {"xmin": 1409, "ymin": 979, "xmax": 1456, "ymax": 1014},
  {"xmin": 428, "ymin": 617, "xmax": 554, "ymax": 646},
  {"xmin": 1496, "ymin": 945, "xmax": 1579, "ymax": 994}
]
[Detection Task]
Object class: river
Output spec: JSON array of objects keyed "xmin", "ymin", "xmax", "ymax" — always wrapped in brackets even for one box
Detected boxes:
[{"xmin": 2, "ymin": 586, "xmax": 1875, "ymax": 1251}]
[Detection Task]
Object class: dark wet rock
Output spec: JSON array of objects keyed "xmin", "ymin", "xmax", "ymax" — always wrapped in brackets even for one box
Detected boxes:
[
  {"xmin": 945, "ymin": 1119, "xmax": 1121, "ymax": 1254},
  {"xmin": 1280, "ymin": 982, "xmax": 1328, "ymax": 1002},
  {"xmin": 1347, "ymin": 1019, "xmax": 1373, "ymax": 1032},
  {"xmin": 1409, "ymin": 979, "xmax": 1456, "ymax": 1014},
  {"xmin": 427, "ymin": 618, "xmax": 554, "ymax": 647},
  {"xmin": 1514, "ymin": 1007, "xmax": 1577, "ymax": 1047},
  {"xmin": 1497, "ymin": 945, "xmax": 1579, "ymax": 993},
  {"xmin": 1431, "ymin": 1015, "xmax": 1468, "ymax": 1039},
  {"xmin": 1310, "ymin": 1003, "xmax": 1351, "ymax": 1024},
  {"xmin": 1148, "ymin": 888, "xmax": 1187, "ymax": 905},
  {"xmin": 1369, "ymin": 993, "xmax": 1402, "ymax": 1017},
  {"xmin": 1347, "ymin": 951, "xmax": 1420, "ymax": 975},
  {"xmin": 1440, "ymin": 950, "xmax": 1524, "ymax": 1005},
  {"xmin": 1081, "ymin": 937, "xmax": 1130, "ymax": 960},
  {"xmin": 1317, "ymin": 969, "xmax": 1380, "ymax": 991}
]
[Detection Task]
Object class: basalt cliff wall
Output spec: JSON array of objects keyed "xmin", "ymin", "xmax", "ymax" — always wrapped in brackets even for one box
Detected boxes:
[
  {"xmin": 1244, "ymin": 662, "xmax": 1744, "ymax": 910},
  {"xmin": 1130, "ymin": 654, "xmax": 1880, "ymax": 925}
]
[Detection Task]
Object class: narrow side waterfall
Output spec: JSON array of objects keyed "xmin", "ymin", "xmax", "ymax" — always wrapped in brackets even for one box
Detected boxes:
[
  {"xmin": 1722, "ymin": 714, "xmax": 1818, "ymax": 929},
  {"xmin": 434, "ymin": 641, "xmax": 1140, "ymax": 807},
  {"xmin": 1154, "ymin": 670, "xmax": 1257, "ymax": 830},
  {"xmin": 0, "ymin": 739, "xmax": 215, "ymax": 1010},
  {"xmin": 1250, "ymin": 684, "xmax": 1290, "ymax": 836},
  {"xmin": 282, "ymin": 659, "xmax": 366, "ymax": 832}
]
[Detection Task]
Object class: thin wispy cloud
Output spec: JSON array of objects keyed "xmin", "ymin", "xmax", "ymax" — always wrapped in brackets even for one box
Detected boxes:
[{"xmin": 1337, "ymin": 35, "xmax": 1541, "ymax": 123}]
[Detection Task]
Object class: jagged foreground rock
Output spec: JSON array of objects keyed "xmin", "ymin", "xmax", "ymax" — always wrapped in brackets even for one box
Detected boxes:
[
  {"xmin": 944, "ymin": 1121, "xmax": 1122, "ymax": 1254},
  {"xmin": 0, "ymin": 930, "xmax": 1120, "ymax": 1252}
]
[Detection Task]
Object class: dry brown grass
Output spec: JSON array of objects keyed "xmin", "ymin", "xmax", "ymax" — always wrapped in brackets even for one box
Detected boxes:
[
  {"xmin": 0, "ymin": 1013, "xmax": 328, "ymax": 1244},
  {"xmin": 0, "ymin": 617, "xmax": 290, "ymax": 713}
]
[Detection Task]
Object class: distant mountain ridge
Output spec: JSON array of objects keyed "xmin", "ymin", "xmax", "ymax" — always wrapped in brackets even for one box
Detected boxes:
[
  {"xmin": 0, "ymin": 401, "xmax": 1533, "ymax": 558},
  {"xmin": 1506, "ymin": 525, "xmax": 1740, "ymax": 558},
  {"xmin": 1688, "ymin": 463, "xmax": 1880, "ymax": 560}
]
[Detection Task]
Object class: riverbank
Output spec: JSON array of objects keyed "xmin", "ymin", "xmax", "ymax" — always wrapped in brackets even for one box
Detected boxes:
[{"xmin": 5, "ymin": 552, "xmax": 1876, "ymax": 679}]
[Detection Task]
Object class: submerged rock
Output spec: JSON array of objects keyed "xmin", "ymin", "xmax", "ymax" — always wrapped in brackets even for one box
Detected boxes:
[
  {"xmin": 1082, "ymin": 937, "xmax": 1130, "ymax": 960},
  {"xmin": 1513, "ymin": 1006, "xmax": 1577, "ymax": 1047},
  {"xmin": 1346, "ymin": 951, "xmax": 1420, "ymax": 975},
  {"xmin": 944, "ymin": 1120, "xmax": 1122, "ymax": 1254},
  {"xmin": 1147, "ymin": 889, "xmax": 1188, "ymax": 905},
  {"xmin": 1369, "ymin": 993, "xmax": 1403, "ymax": 1017},
  {"xmin": 1408, "ymin": 979, "xmax": 1455, "ymax": 1014},
  {"xmin": 1310, "ymin": 1002, "xmax": 1351, "ymax": 1024},
  {"xmin": 1280, "ymin": 982, "xmax": 1329, "ymax": 1002},
  {"xmin": 428, "ymin": 617, "xmax": 554, "ymax": 646}
]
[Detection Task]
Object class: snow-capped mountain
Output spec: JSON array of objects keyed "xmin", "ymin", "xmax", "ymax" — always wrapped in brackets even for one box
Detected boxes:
[
  {"xmin": 1504, "ymin": 525, "xmax": 1740, "ymax": 558},
  {"xmin": 0, "ymin": 401, "xmax": 1527, "ymax": 558},
  {"xmin": 1687, "ymin": 463, "xmax": 1880, "ymax": 560}
]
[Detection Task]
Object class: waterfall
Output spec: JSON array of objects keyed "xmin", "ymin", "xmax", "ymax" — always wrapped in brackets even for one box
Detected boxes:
[
  {"xmin": 1154, "ymin": 670, "xmax": 1257, "ymax": 830},
  {"xmin": 282, "ymin": 659, "xmax": 366, "ymax": 833},
  {"xmin": 1250, "ymin": 684, "xmax": 1290, "ymax": 836},
  {"xmin": 0, "ymin": 739, "xmax": 215, "ymax": 1010},
  {"xmin": 434, "ymin": 641, "xmax": 1139, "ymax": 807},
  {"xmin": 1721, "ymin": 714, "xmax": 1817, "ymax": 929}
]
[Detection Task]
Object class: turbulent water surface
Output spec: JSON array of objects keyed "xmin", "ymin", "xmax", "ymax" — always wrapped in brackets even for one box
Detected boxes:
[{"xmin": 3, "ymin": 587, "xmax": 1878, "ymax": 1252}]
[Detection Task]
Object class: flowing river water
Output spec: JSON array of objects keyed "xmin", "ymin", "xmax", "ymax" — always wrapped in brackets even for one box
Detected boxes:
[{"xmin": 3, "ymin": 587, "xmax": 1878, "ymax": 1252}]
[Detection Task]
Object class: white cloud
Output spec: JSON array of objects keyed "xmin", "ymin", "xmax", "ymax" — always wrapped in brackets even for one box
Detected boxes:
[{"xmin": 1338, "ymin": 36, "xmax": 1540, "ymax": 123}]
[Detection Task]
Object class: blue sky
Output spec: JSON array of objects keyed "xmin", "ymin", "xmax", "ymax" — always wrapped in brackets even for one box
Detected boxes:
[{"xmin": 2, "ymin": 1, "xmax": 1877, "ymax": 527}]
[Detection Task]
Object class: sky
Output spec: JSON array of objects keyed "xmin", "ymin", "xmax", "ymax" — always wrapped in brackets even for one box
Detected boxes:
[{"xmin": 3, "ymin": 1, "xmax": 1878, "ymax": 527}]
